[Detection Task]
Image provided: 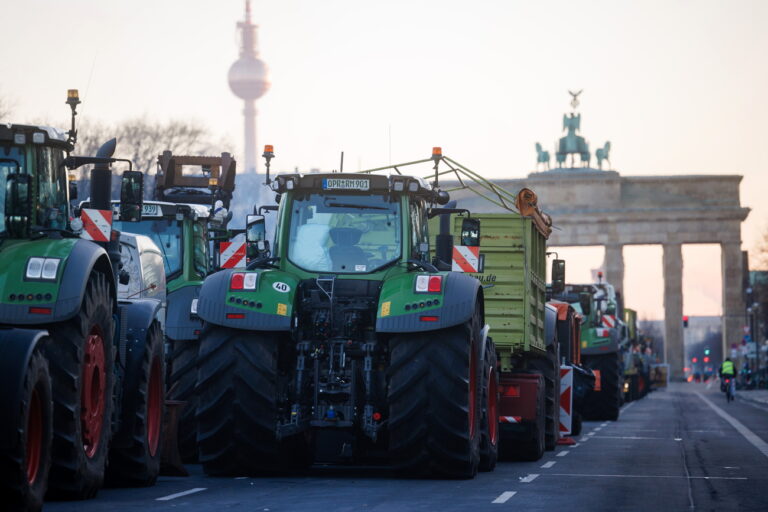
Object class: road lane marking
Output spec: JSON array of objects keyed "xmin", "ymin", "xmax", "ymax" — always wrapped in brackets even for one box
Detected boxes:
[
  {"xmin": 592, "ymin": 435, "xmax": 667, "ymax": 440},
  {"xmin": 548, "ymin": 473, "xmax": 747, "ymax": 480},
  {"xmin": 594, "ymin": 427, "xmax": 602, "ymax": 431},
  {"xmin": 579, "ymin": 437, "xmax": 590, "ymax": 442},
  {"xmin": 601, "ymin": 422, "xmax": 608, "ymax": 427},
  {"xmin": 621, "ymin": 401, "xmax": 636, "ymax": 413},
  {"xmin": 235, "ymin": 476, "xmax": 248, "ymax": 480},
  {"xmin": 541, "ymin": 461, "xmax": 556, "ymax": 468},
  {"xmin": 520, "ymin": 473, "xmax": 539, "ymax": 483},
  {"xmin": 556, "ymin": 450, "xmax": 569, "ymax": 457},
  {"xmin": 492, "ymin": 491, "xmax": 516, "ymax": 503},
  {"xmin": 156, "ymin": 488, "xmax": 207, "ymax": 501},
  {"xmin": 570, "ymin": 443, "xmax": 580, "ymax": 448},
  {"xmin": 587, "ymin": 432, "xmax": 595, "ymax": 436},
  {"xmin": 695, "ymin": 391, "xmax": 768, "ymax": 459}
]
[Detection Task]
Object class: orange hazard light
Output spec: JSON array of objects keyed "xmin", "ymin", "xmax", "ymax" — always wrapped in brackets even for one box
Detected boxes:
[{"xmin": 432, "ymin": 147, "xmax": 442, "ymax": 157}]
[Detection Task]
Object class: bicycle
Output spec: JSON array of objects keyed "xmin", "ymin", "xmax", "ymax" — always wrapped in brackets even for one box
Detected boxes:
[{"xmin": 720, "ymin": 376, "xmax": 735, "ymax": 403}]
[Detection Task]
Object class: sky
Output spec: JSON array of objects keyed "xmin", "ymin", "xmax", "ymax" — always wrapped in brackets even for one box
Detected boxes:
[{"xmin": 3, "ymin": 0, "xmax": 767, "ymax": 320}]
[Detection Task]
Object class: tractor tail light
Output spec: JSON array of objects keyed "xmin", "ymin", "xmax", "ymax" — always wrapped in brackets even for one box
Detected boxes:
[
  {"xmin": 501, "ymin": 385, "xmax": 520, "ymax": 397},
  {"xmin": 415, "ymin": 275, "xmax": 442, "ymax": 293},
  {"xmin": 230, "ymin": 272, "xmax": 245, "ymax": 290},
  {"xmin": 428, "ymin": 275, "xmax": 442, "ymax": 292}
]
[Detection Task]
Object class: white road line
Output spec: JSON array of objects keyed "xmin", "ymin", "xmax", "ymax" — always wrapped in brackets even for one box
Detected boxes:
[
  {"xmin": 156, "ymin": 488, "xmax": 207, "ymax": 501},
  {"xmin": 520, "ymin": 473, "xmax": 540, "ymax": 483},
  {"xmin": 570, "ymin": 443, "xmax": 580, "ymax": 448},
  {"xmin": 587, "ymin": 432, "xmax": 595, "ymax": 436},
  {"xmin": 548, "ymin": 473, "xmax": 747, "ymax": 480},
  {"xmin": 594, "ymin": 427, "xmax": 602, "ymax": 431},
  {"xmin": 695, "ymin": 391, "xmax": 768, "ymax": 460},
  {"xmin": 234, "ymin": 476, "xmax": 248, "ymax": 480},
  {"xmin": 601, "ymin": 422, "xmax": 609, "ymax": 427},
  {"xmin": 541, "ymin": 461, "xmax": 556, "ymax": 468},
  {"xmin": 621, "ymin": 401, "xmax": 636, "ymax": 413},
  {"xmin": 592, "ymin": 435, "xmax": 667, "ymax": 440},
  {"xmin": 556, "ymin": 450, "xmax": 570, "ymax": 457},
  {"xmin": 492, "ymin": 491, "xmax": 516, "ymax": 504},
  {"xmin": 579, "ymin": 437, "xmax": 590, "ymax": 442}
]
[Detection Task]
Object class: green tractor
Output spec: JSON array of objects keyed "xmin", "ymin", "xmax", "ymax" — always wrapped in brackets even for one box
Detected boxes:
[
  {"xmin": 107, "ymin": 150, "xmax": 237, "ymax": 462},
  {"xmin": 552, "ymin": 276, "xmax": 625, "ymax": 421},
  {"xmin": 0, "ymin": 91, "xmax": 165, "ymax": 510},
  {"xmin": 193, "ymin": 147, "xmax": 494, "ymax": 478}
]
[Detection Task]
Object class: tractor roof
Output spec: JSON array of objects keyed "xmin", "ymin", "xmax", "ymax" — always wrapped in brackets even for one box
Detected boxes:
[
  {"xmin": 269, "ymin": 172, "xmax": 441, "ymax": 202},
  {"xmin": 0, "ymin": 123, "xmax": 72, "ymax": 150},
  {"xmin": 108, "ymin": 199, "xmax": 211, "ymax": 219}
]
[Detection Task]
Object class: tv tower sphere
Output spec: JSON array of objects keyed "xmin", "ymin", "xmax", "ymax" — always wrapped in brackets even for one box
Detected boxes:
[{"xmin": 228, "ymin": 56, "xmax": 269, "ymax": 100}]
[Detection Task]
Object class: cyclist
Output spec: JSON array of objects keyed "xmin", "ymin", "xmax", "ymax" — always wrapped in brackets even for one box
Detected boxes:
[{"xmin": 719, "ymin": 358, "xmax": 737, "ymax": 401}]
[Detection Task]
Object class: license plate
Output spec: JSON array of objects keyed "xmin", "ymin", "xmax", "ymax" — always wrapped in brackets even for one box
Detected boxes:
[
  {"xmin": 141, "ymin": 204, "xmax": 160, "ymax": 216},
  {"xmin": 322, "ymin": 178, "xmax": 370, "ymax": 191}
]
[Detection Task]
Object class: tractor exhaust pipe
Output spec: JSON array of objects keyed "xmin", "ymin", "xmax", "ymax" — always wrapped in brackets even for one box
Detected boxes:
[{"xmin": 90, "ymin": 138, "xmax": 117, "ymax": 211}]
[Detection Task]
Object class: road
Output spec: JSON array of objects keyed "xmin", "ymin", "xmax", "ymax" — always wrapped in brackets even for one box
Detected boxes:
[{"xmin": 45, "ymin": 383, "xmax": 768, "ymax": 512}]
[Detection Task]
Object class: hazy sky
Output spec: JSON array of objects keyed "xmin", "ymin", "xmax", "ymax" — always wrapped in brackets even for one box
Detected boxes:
[{"xmin": 4, "ymin": 0, "xmax": 767, "ymax": 319}]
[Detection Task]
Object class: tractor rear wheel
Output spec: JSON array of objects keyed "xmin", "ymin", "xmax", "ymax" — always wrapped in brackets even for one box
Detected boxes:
[
  {"xmin": 529, "ymin": 343, "xmax": 561, "ymax": 450},
  {"xmin": 518, "ymin": 374, "xmax": 546, "ymax": 461},
  {"xmin": 479, "ymin": 339, "xmax": 498, "ymax": 472},
  {"xmin": 46, "ymin": 271, "xmax": 115, "ymax": 499},
  {"xmin": 0, "ymin": 346, "xmax": 52, "ymax": 512},
  {"xmin": 167, "ymin": 338, "xmax": 200, "ymax": 462},
  {"xmin": 388, "ymin": 305, "xmax": 482, "ymax": 479},
  {"xmin": 195, "ymin": 326, "xmax": 282, "ymax": 475},
  {"xmin": 106, "ymin": 322, "xmax": 165, "ymax": 486},
  {"xmin": 582, "ymin": 354, "xmax": 621, "ymax": 421}
]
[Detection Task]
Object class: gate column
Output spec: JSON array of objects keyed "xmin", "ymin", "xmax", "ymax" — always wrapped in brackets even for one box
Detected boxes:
[
  {"xmin": 663, "ymin": 243, "xmax": 684, "ymax": 381},
  {"xmin": 604, "ymin": 244, "xmax": 625, "ymax": 300},
  {"xmin": 721, "ymin": 242, "xmax": 745, "ymax": 361}
]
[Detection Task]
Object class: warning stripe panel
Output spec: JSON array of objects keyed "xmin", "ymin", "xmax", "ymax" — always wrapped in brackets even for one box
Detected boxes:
[
  {"xmin": 220, "ymin": 241, "xmax": 246, "ymax": 269},
  {"xmin": 80, "ymin": 208, "xmax": 113, "ymax": 242},
  {"xmin": 499, "ymin": 416, "xmax": 522, "ymax": 423},
  {"xmin": 451, "ymin": 245, "xmax": 480, "ymax": 273}
]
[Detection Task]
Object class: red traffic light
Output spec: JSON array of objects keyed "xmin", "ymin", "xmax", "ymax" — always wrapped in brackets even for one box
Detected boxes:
[
  {"xmin": 703, "ymin": 356, "xmax": 710, "ymax": 363},
  {"xmin": 692, "ymin": 357, "xmax": 698, "ymax": 363},
  {"xmin": 683, "ymin": 315, "xmax": 689, "ymax": 327}
]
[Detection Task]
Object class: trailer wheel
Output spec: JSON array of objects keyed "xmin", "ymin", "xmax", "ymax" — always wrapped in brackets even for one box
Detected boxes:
[
  {"xmin": 518, "ymin": 374, "xmax": 546, "ymax": 461},
  {"xmin": 106, "ymin": 322, "xmax": 165, "ymax": 486},
  {"xmin": 195, "ymin": 326, "xmax": 282, "ymax": 476},
  {"xmin": 1, "ymin": 347, "xmax": 52, "ymax": 512},
  {"xmin": 167, "ymin": 338, "xmax": 200, "ymax": 462},
  {"xmin": 529, "ymin": 342, "xmax": 561, "ymax": 450},
  {"xmin": 46, "ymin": 271, "xmax": 115, "ymax": 499},
  {"xmin": 479, "ymin": 339, "xmax": 498, "ymax": 472},
  {"xmin": 582, "ymin": 354, "xmax": 621, "ymax": 421},
  {"xmin": 388, "ymin": 304, "xmax": 482, "ymax": 478}
]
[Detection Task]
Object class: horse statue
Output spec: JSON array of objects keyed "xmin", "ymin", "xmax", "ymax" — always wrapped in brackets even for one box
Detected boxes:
[
  {"xmin": 535, "ymin": 142, "xmax": 550, "ymax": 170},
  {"xmin": 596, "ymin": 141, "xmax": 611, "ymax": 170}
]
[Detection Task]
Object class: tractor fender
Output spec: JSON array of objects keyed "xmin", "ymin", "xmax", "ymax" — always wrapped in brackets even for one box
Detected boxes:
[
  {"xmin": 581, "ymin": 328, "xmax": 620, "ymax": 356},
  {"xmin": 57, "ymin": 239, "xmax": 116, "ymax": 320},
  {"xmin": 113, "ymin": 298, "xmax": 163, "ymax": 440},
  {"xmin": 0, "ymin": 328, "xmax": 48, "ymax": 451},
  {"xmin": 197, "ymin": 269, "xmax": 295, "ymax": 331},
  {"xmin": 376, "ymin": 272, "xmax": 482, "ymax": 333},
  {"xmin": 165, "ymin": 284, "xmax": 203, "ymax": 341}
]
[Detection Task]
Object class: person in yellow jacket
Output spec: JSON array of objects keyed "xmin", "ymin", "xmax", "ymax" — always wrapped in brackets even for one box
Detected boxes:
[{"xmin": 719, "ymin": 358, "xmax": 737, "ymax": 398}]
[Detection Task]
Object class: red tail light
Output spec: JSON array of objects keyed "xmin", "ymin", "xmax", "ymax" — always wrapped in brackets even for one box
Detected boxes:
[
  {"xmin": 230, "ymin": 272, "xmax": 245, "ymax": 290},
  {"xmin": 226, "ymin": 313, "xmax": 245, "ymax": 319},
  {"xmin": 29, "ymin": 307, "xmax": 52, "ymax": 315},
  {"xmin": 500, "ymin": 385, "xmax": 520, "ymax": 397},
  {"xmin": 428, "ymin": 275, "xmax": 442, "ymax": 292},
  {"xmin": 419, "ymin": 315, "xmax": 439, "ymax": 322}
]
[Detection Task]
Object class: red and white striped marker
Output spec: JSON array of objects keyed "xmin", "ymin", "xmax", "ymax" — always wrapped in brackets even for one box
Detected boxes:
[
  {"xmin": 451, "ymin": 245, "xmax": 481, "ymax": 273},
  {"xmin": 220, "ymin": 241, "xmax": 246, "ymax": 269},
  {"xmin": 559, "ymin": 365, "xmax": 573, "ymax": 434},
  {"xmin": 595, "ymin": 327, "xmax": 611, "ymax": 338},
  {"xmin": 499, "ymin": 416, "xmax": 522, "ymax": 423},
  {"xmin": 601, "ymin": 314, "xmax": 616, "ymax": 328},
  {"xmin": 80, "ymin": 208, "xmax": 113, "ymax": 242}
]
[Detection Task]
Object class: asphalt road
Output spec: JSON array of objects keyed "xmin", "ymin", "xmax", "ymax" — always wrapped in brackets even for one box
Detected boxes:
[{"xmin": 45, "ymin": 382, "xmax": 768, "ymax": 512}]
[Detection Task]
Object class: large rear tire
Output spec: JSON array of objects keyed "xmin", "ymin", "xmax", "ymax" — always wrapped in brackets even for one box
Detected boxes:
[
  {"xmin": 582, "ymin": 354, "xmax": 621, "ymax": 421},
  {"xmin": 0, "ymin": 347, "xmax": 53, "ymax": 512},
  {"xmin": 517, "ymin": 374, "xmax": 546, "ymax": 462},
  {"xmin": 195, "ymin": 326, "xmax": 282, "ymax": 476},
  {"xmin": 106, "ymin": 322, "xmax": 165, "ymax": 486},
  {"xmin": 388, "ymin": 305, "xmax": 482, "ymax": 479},
  {"xmin": 529, "ymin": 343, "xmax": 561, "ymax": 450},
  {"xmin": 46, "ymin": 272, "xmax": 115, "ymax": 500},
  {"xmin": 167, "ymin": 338, "xmax": 200, "ymax": 463},
  {"xmin": 479, "ymin": 339, "xmax": 498, "ymax": 472}
]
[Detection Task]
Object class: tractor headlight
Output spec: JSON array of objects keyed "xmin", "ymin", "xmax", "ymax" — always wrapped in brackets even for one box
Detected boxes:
[
  {"xmin": 26, "ymin": 257, "xmax": 60, "ymax": 281},
  {"xmin": 190, "ymin": 298, "xmax": 199, "ymax": 315}
]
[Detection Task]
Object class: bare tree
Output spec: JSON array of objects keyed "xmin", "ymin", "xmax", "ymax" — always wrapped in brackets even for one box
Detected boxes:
[
  {"xmin": 752, "ymin": 225, "xmax": 768, "ymax": 270},
  {"xmin": 0, "ymin": 94, "xmax": 13, "ymax": 121},
  {"xmin": 75, "ymin": 117, "xmax": 226, "ymax": 199}
]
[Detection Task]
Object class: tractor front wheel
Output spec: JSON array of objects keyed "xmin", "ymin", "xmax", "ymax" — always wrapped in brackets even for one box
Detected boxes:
[
  {"xmin": 582, "ymin": 354, "xmax": 621, "ymax": 421},
  {"xmin": 167, "ymin": 338, "xmax": 200, "ymax": 462}
]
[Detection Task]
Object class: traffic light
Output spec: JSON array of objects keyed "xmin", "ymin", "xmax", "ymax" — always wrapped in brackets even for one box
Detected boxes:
[
  {"xmin": 704, "ymin": 348, "xmax": 710, "ymax": 355},
  {"xmin": 683, "ymin": 315, "xmax": 689, "ymax": 328},
  {"xmin": 692, "ymin": 357, "xmax": 698, "ymax": 363},
  {"xmin": 703, "ymin": 356, "xmax": 710, "ymax": 363}
]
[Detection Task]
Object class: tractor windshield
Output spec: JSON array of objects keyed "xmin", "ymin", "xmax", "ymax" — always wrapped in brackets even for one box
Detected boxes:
[
  {"xmin": 288, "ymin": 192, "xmax": 401, "ymax": 273},
  {"xmin": 114, "ymin": 218, "xmax": 183, "ymax": 277}
]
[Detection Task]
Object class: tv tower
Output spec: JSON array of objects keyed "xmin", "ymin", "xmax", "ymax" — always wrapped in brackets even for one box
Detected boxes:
[{"xmin": 228, "ymin": 0, "xmax": 270, "ymax": 174}]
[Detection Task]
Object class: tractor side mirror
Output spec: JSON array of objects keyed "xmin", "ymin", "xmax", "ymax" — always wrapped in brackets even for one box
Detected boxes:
[
  {"xmin": 579, "ymin": 292, "xmax": 592, "ymax": 316},
  {"xmin": 6, "ymin": 173, "xmax": 31, "ymax": 218},
  {"xmin": 246, "ymin": 214, "xmax": 266, "ymax": 242},
  {"xmin": 120, "ymin": 170, "xmax": 144, "ymax": 222},
  {"xmin": 551, "ymin": 259, "xmax": 565, "ymax": 294},
  {"xmin": 460, "ymin": 217, "xmax": 481, "ymax": 247}
]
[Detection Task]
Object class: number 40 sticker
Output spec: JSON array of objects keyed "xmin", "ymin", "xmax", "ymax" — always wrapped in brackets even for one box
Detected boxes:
[{"xmin": 273, "ymin": 282, "xmax": 290, "ymax": 293}]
